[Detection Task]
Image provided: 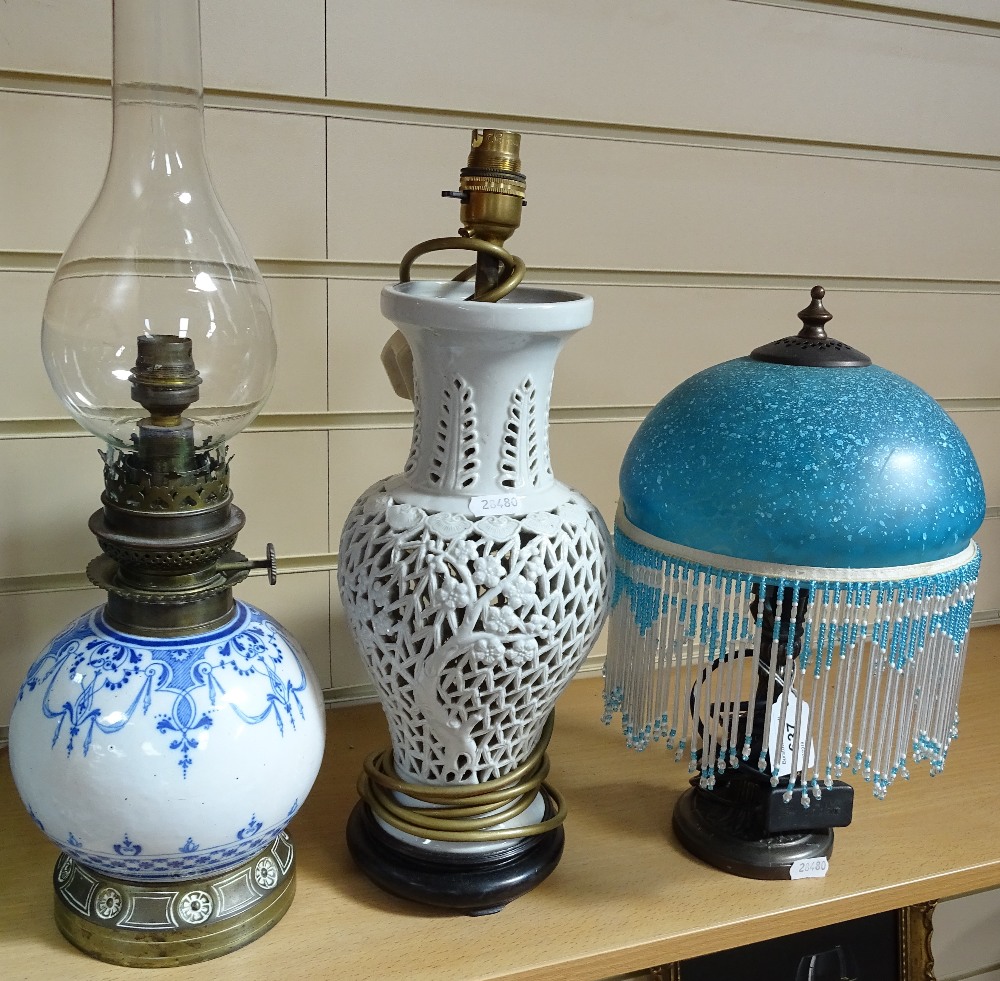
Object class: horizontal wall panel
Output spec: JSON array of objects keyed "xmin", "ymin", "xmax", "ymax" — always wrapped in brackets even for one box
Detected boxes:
[
  {"xmin": 328, "ymin": 278, "xmax": 399, "ymax": 414},
  {"xmin": 11, "ymin": 273, "xmax": 998, "ymax": 432},
  {"xmin": 0, "ymin": 587, "xmax": 98, "ymax": 725},
  {"xmin": 0, "ymin": 94, "xmax": 108, "ymax": 253},
  {"xmin": 327, "ymin": 0, "xmax": 1000, "ymax": 156},
  {"xmin": 557, "ymin": 285, "xmax": 1000, "ymax": 407},
  {"xmin": 201, "ymin": 0, "xmax": 326, "ymax": 98},
  {"xmin": 328, "ymin": 427, "xmax": 414, "ymax": 537},
  {"xmin": 229, "ymin": 430, "xmax": 330, "ymax": 558},
  {"xmin": 324, "ymin": 279, "xmax": 1000, "ymax": 419},
  {"xmin": 236, "ymin": 568, "xmax": 333, "ymax": 690},
  {"xmin": 934, "ymin": 888, "xmax": 1000, "ymax": 980},
  {"xmin": 0, "ymin": 0, "xmax": 110, "ymax": 78},
  {"xmin": 328, "ymin": 120, "xmax": 1000, "ymax": 281},
  {"xmin": 266, "ymin": 277, "xmax": 328, "ymax": 414},
  {"xmin": 799, "ymin": 0, "xmax": 1000, "ymax": 21},
  {"xmin": 208, "ymin": 108, "xmax": 326, "ymax": 260},
  {"xmin": 0, "ymin": 272, "xmax": 68, "ymax": 419},
  {"xmin": 0, "ymin": 93, "xmax": 326, "ymax": 259},
  {"xmin": 975, "ymin": 517, "xmax": 1000, "ymax": 614},
  {"xmin": 816, "ymin": 291, "xmax": 1000, "ymax": 400},
  {"xmin": 0, "ymin": 0, "xmax": 326, "ymax": 98},
  {"xmin": 0, "ymin": 438, "xmax": 105, "ymax": 579}
]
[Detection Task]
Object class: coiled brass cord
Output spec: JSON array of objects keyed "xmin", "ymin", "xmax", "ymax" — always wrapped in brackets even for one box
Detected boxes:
[
  {"xmin": 357, "ymin": 713, "xmax": 566, "ymax": 842},
  {"xmin": 398, "ymin": 235, "xmax": 525, "ymax": 303}
]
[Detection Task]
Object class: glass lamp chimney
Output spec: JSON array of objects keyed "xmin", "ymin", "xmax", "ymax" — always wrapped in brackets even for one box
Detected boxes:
[{"xmin": 41, "ymin": 0, "xmax": 275, "ymax": 453}]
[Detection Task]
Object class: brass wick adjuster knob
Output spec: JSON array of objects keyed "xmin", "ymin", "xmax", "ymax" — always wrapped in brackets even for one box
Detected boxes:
[{"xmin": 217, "ymin": 542, "xmax": 279, "ymax": 586}]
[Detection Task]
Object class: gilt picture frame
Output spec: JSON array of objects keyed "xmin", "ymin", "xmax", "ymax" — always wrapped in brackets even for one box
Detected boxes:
[{"xmin": 641, "ymin": 902, "xmax": 936, "ymax": 981}]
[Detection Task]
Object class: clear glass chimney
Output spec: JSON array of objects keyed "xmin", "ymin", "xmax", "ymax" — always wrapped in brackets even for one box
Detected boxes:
[{"xmin": 41, "ymin": 0, "xmax": 275, "ymax": 452}]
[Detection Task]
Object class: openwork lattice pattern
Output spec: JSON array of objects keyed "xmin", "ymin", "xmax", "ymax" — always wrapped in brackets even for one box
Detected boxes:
[
  {"xmin": 500, "ymin": 376, "xmax": 552, "ymax": 490},
  {"xmin": 339, "ymin": 483, "xmax": 612, "ymax": 784},
  {"xmin": 426, "ymin": 377, "xmax": 480, "ymax": 490},
  {"xmin": 101, "ymin": 445, "xmax": 231, "ymax": 511}
]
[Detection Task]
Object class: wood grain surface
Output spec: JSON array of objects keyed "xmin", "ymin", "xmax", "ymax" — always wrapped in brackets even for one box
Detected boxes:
[{"xmin": 2, "ymin": 626, "xmax": 998, "ymax": 981}]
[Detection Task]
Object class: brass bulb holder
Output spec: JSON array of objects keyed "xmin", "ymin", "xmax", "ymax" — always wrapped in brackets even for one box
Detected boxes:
[
  {"xmin": 397, "ymin": 128, "xmax": 528, "ymax": 305},
  {"xmin": 458, "ymin": 128, "xmax": 526, "ymax": 249}
]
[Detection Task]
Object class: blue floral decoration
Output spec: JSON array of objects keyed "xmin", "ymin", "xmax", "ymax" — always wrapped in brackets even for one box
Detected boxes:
[{"xmin": 17, "ymin": 601, "xmax": 310, "ymax": 778}]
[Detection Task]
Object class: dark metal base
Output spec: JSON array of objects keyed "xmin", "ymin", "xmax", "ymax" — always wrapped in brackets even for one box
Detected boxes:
[
  {"xmin": 53, "ymin": 833, "xmax": 296, "ymax": 967},
  {"xmin": 673, "ymin": 785, "xmax": 834, "ymax": 880},
  {"xmin": 346, "ymin": 801, "xmax": 564, "ymax": 915}
]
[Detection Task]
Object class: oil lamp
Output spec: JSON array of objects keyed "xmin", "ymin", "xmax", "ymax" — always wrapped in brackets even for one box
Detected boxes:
[
  {"xmin": 338, "ymin": 130, "xmax": 613, "ymax": 913},
  {"xmin": 7, "ymin": 1, "xmax": 325, "ymax": 965},
  {"xmin": 603, "ymin": 287, "xmax": 984, "ymax": 878}
]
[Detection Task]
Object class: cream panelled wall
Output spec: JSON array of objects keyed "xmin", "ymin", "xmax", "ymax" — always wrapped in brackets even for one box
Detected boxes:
[
  {"xmin": 3, "ymin": 2, "xmax": 1000, "ymax": 978},
  {"xmin": 2, "ymin": 0, "xmax": 1000, "ymax": 729}
]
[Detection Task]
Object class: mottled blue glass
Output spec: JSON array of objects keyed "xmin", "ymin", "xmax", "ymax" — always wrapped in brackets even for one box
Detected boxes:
[{"xmin": 620, "ymin": 358, "xmax": 984, "ymax": 566}]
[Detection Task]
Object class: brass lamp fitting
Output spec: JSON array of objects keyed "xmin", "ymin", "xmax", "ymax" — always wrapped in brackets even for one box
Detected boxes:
[
  {"xmin": 455, "ymin": 129, "xmax": 525, "ymax": 251},
  {"xmin": 386, "ymin": 129, "xmax": 528, "ymax": 397},
  {"xmin": 455, "ymin": 129, "xmax": 526, "ymax": 298},
  {"xmin": 398, "ymin": 128, "xmax": 527, "ymax": 303},
  {"xmin": 87, "ymin": 334, "xmax": 274, "ymax": 635}
]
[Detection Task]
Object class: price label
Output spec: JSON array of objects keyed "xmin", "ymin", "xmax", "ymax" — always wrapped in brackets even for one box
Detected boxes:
[
  {"xmin": 789, "ymin": 857, "xmax": 829, "ymax": 880},
  {"xmin": 469, "ymin": 494, "xmax": 523, "ymax": 517},
  {"xmin": 766, "ymin": 691, "xmax": 816, "ymax": 778}
]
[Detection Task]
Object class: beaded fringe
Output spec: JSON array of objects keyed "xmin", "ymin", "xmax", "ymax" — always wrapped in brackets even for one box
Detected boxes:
[{"xmin": 604, "ymin": 519, "xmax": 980, "ymax": 805}]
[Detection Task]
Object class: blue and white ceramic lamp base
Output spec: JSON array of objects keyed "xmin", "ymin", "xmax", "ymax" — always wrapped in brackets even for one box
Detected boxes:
[{"xmin": 9, "ymin": 601, "xmax": 326, "ymax": 966}]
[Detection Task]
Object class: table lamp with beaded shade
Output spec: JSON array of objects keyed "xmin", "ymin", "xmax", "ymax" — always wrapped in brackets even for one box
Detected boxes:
[{"xmin": 603, "ymin": 286, "xmax": 984, "ymax": 879}]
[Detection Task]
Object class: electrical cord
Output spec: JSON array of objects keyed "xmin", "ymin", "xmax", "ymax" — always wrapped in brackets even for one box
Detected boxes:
[{"xmin": 357, "ymin": 713, "xmax": 566, "ymax": 842}]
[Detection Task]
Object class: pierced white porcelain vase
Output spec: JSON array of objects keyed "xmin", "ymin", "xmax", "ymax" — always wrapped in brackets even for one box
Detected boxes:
[
  {"xmin": 9, "ymin": 600, "xmax": 325, "ymax": 899},
  {"xmin": 339, "ymin": 281, "xmax": 612, "ymax": 837}
]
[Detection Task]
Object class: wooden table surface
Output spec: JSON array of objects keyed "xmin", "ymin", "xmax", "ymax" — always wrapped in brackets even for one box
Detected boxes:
[{"xmin": 2, "ymin": 626, "xmax": 999, "ymax": 981}]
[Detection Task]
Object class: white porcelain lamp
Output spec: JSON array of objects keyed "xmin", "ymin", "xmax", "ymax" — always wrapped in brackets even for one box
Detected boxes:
[{"xmin": 338, "ymin": 131, "xmax": 612, "ymax": 913}]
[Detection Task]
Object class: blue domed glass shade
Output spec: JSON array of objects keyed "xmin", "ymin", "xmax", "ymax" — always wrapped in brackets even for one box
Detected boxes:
[
  {"xmin": 620, "ymin": 359, "xmax": 984, "ymax": 568},
  {"xmin": 604, "ymin": 289, "xmax": 984, "ymax": 805}
]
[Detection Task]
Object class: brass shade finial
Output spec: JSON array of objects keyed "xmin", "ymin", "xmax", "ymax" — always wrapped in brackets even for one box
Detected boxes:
[
  {"xmin": 796, "ymin": 285, "xmax": 834, "ymax": 340},
  {"xmin": 749, "ymin": 284, "xmax": 872, "ymax": 368}
]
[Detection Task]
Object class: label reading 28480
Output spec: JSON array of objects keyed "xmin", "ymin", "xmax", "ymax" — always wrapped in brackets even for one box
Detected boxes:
[
  {"xmin": 789, "ymin": 857, "xmax": 829, "ymax": 880},
  {"xmin": 469, "ymin": 494, "xmax": 523, "ymax": 517}
]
